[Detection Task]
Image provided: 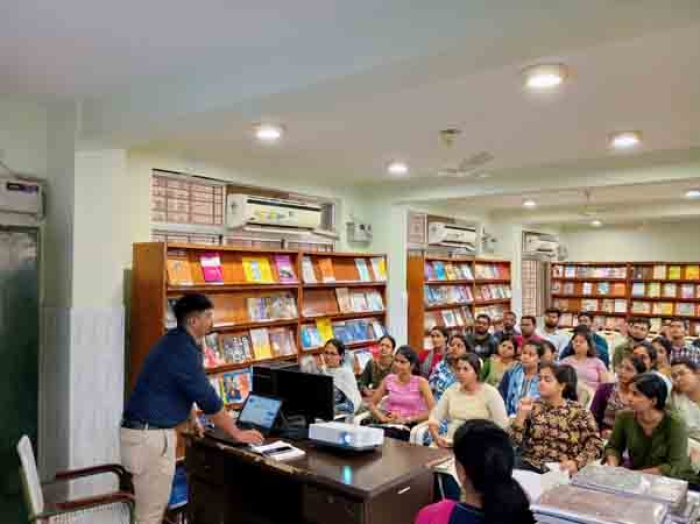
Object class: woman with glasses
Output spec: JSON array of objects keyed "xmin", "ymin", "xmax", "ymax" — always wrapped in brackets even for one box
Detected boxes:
[{"xmin": 317, "ymin": 338, "xmax": 363, "ymax": 415}]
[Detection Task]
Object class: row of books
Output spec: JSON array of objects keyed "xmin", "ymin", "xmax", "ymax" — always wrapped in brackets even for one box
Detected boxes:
[
  {"xmin": 424, "ymin": 285, "xmax": 473, "ymax": 306},
  {"xmin": 202, "ymin": 328, "xmax": 297, "ymax": 368},
  {"xmin": 553, "ymin": 298, "xmax": 628, "ymax": 314},
  {"xmin": 474, "ymin": 304, "xmax": 507, "ymax": 320},
  {"xmin": 553, "ymin": 265, "xmax": 627, "ymax": 279},
  {"xmin": 209, "ymin": 368, "xmax": 252, "ymax": 405},
  {"xmin": 631, "ymin": 282, "xmax": 700, "ymax": 299},
  {"xmin": 633, "ymin": 264, "xmax": 700, "ymax": 281},
  {"xmin": 167, "ymin": 251, "xmax": 298, "ymax": 285},
  {"xmin": 552, "ymin": 281, "xmax": 626, "ymax": 296},
  {"xmin": 247, "ymin": 293, "xmax": 298, "ymax": 321},
  {"xmin": 301, "ymin": 256, "xmax": 386, "ymax": 284},
  {"xmin": 424, "ymin": 307, "xmax": 474, "ymax": 331},
  {"xmin": 473, "ymin": 263, "xmax": 510, "ymax": 280},
  {"xmin": 631, "ymin": 301, "xmax": 699, "ymax": 317},
  {"xmin": 474, "ymin": 284, "xmax": 511, "ymax": 301},
  {"xmin": 334, "ymin": 288, "xmax": 384, "ymax": 314},
  {"xmin": 424, "ymin": 261, "xmax": 474, "ymax": 281},
  {"xmin": 300, "ymin": 318, "xmax": 385, "ymax": 349}
]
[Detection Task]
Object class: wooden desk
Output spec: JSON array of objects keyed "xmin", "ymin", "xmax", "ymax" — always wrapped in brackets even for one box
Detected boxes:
[{"xmin": 185, "ymin": 435, "xmax": 450, "ymax": 524}]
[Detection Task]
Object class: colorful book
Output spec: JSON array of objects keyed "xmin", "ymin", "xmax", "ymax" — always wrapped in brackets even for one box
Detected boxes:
[
  {"xmin": 366, "ymin": 290, "xmax": 384, "ymax": 311},
  {"xmin": 301, "ymin": 256, "xmax": 316, "ymax": 283},
  {"xmin": 662, "ymin": 283, "xmax": 677, "ymax": 298},
  {"xmin": 648, "ymin": 282, "xmax": 661, "ymax": 298},
  {"xmin": 612, "ymin": 283, "xmax": 626, "ymax": 296},
  {"xmin": 221, "ymin": 369, "xmax": 251, "ymax": 404},
  {"xmin": 432, "ymin": 261, "xmax": 447, "ymax": 281},
  {"xmin": 552, "ymin": 281, "xmax": 562, "ymax": 294},
  {"xmin": 249, "ymin": 328, "xmax": 272, "ymax": 360},
  {"xmin": 300, "ymin": 324, "xmax": 322, "ymax": 349},
  {"xmin": 318, "ymin": 258, "xmax": 335, "ymax": 283},
  {"xmin": 166, "ymin": 253, "xmax": 193, "ymax": 285},
  {"xmin": 564, "ymin": 266, "xmax": 576, "ymax": 278},
  {"xmin": 444, "ymin": 263, "xmax": 458, "ymax": 281},
  {"xmin": 268, "ymin": 327, "xmax": 297, "ymax": 357},
  {"xmin": 563, "ymin": 282, "xmax": 575, "ymax": 295},
  {"xmin": 267, "ymin": 293, "xmax": 298, "ymax": 319},
  {"xmin": 242, "ymin": 257, "xmax": 264, "ymax": 283},
  {"xmin": 614, "ymin": 299, "xmax": 627, "ymax": 313},
  {"xmin": 676, "ymin": 303, "xmax": 694, "ymax": 317},
  {"xmin": 424, "ymin": 263, "xmax": 436, "ymax": 281},
  {"xmin": 668, "ymin": 265, "xmax": 682, "ymax": 280},
  {"xmin": 653, "ymin": 264, "xmax": 667, "ymax": 279},
  {"xmin": 632, "ymin": 301, "xmax": 651, "ymax": 314},
  {"xmin": 681, "ymin": 284, "xmax": 695, "ymax": 299},
  {"xmin": 315, "ymin": 318, "xmax": 334, "ymax": 343},
  {"xmin": 370, "ymin": 257, "xmax": 387, "ymax": 281},
  {"xmin": 595, "ymin": 282, "xmax": 609, "ymax": 295},
  {"xmin": 354, "ymin": 258, "xmax": 371, "ymax": 282},
  {"xmin": 661, "ymin": 302, "xmax": 674, "ymax": 316},
  {"xmin": 350, "ymin": 292, "xmax": 369, "ymax": 312},
  {"xmin": 582, "ymin": 282, "xmax": 594, "ymax": 295},
  {"xmin": 221, "ymin": 333, "xmax": 253, "ymax": 363},
  {"xmin": 200, "ymin": 252, "xmax": 224, "ymax": 284},
  {"xmin": 686, "ymin": 265, "xmax": 700, "ymax": 280},
  {"xmin": 459, "ymin": 264, "xmax": 474, "ymax": 280},
  {"xmin": 335, "ymin": 287, "xmax": 352, "ymax": 312},
  {"xmin": 203, "ymin": 333, "xmax": 225, "ymax": 368},
  {"xmin": 273, "ymin": 255, "xmax": 297, "ymax": 283},
  {"xmin": 631, "ymin": 283, "xmax": 645, "ymax": 296}
]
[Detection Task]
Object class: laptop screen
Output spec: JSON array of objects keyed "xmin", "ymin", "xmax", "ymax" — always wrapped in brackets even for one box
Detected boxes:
[{"xmin": 238, "ymin": 394, "xmax": 282, "ymax": 431}]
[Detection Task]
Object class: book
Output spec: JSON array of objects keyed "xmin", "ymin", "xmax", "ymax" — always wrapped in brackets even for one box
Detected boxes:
[
  {"xmin": 653, "ymin": 264, "xmax": 667, "ymax": 279},
  {"xmin": 366, "ymin": 290, "xmax": 384, "ymax": 311},
  {"xmin": 424, "ymin": 263, "xmax": 436, "ymax": 280},
  {"xmin": 442, "ymin": 310, "xmax": 456, "ymax": 327},
  {"xmin": 582, "ymin": 282, "xmax": 594, "ymax": 295},
  {"xmin": 596, "ymin": 282, "xmax": 609, "ymax": 295},
  {"xmin": 612, "ymin": 283, "xmax": 626, "ymax": 296},
  {"xmin": 669, "ymin": 265, "xmax": 682, "ymax": 280},
  {"xmin": 165, "ymin": 298, "xmax": 177, "ymax": 328},
  {"xmin": 661, "ymin": 302, "xmax": 674, "ymax": 316},
  {"xmin": 301, "ymin": 256, "xmax": 316, "ymax": 283},
  {"xmin": 335, "ymin": 288, "xmax": 352, "ymax": 312},
  {"xmin": 432, "ymin": 261, "xmax": 447, "ymax": 280},
  {"xmin": 209, "ymin": 376, "xmax": 223, "ymax": 398},
  {"xmin": 273, "ymin": 255, "xmax": 297, "ymax": 283},
  {"xmin": 318, "ymin": 258, "xmax": 335, "ymax": 283},
  {"xmin": 581, "ymin": 299, "xmax": 598, "ymax": 312},
  {"xmin": 268, "ymin": 293, "xmax": 298, "ymax": 319},
  {"xmin": 564, "ymin": 266, "xmax": 576, "ymax": 278},
  {"xmin": 370, "ymin": 257, "xmax": 387, "ymax": 281},
  {"xmin": 250, "ymin": 440, "xmax": 306, "ymax": 462},
  {"xmin": 300, "ymin": 324, "xmax": 322, "ymax": 349},
  {"xmin": 632, "ymin": 301, "xmax": 651, "ymax": 314},
  {"xmin": 199, "ymin": 252, "xmax": 224, "ymax": 283},
  {"xmin": 459, "ymin": 264, "xmax": 474, "ymax": 280},
  {"xmin": 242, "ymin": 257, "xmax": 265, "ymax": 283},
  {"xmin": 631, "ymin": 283, "xmax": 645, "ymax": 296},
  {"xmin": 663, "ymin": 283, "xmax": 677, "ymax": 298},
  {"xmin": 444, "ymin": 262, "xmax": 458, "ymax": 280},
  {"xmin": 687, "ymin": 265, "xmax": 700, "ymax": 280},
  {"xmin": 563, "ymin": 282, "xmax": 575, "ymax": 295},
  {"xmin": 614, "ymin": 299, "xmax": 627, "ymax": 313},
  {"xmin": 681, "ymin": 284, "xmax": 695, "ymax": 299},
  {"xmin": 315, "ymin": 318, "xmax": 334, "ymax": 343},
  {"xmin": 601, "ymin": 299, "xmax": 614, "ymax": 313},
  {"xmin": 221, "ymin": 333, "xmax": 253, "ymax": 363},
  {"xmin": 350, "ymin": 292, "xmax": 369, "ymax": 312},
  {"xmin": 166, "ymin": 253, "xmax": 193, "ymax": 285},
  {"xmin": 552, "ymin": 281, "xmax": 562, "ymax": 294},
  {"xmin": 268, "ymin": 327, "xmax": 297, "ymax": 356},
  {"xmin": 221, "ymin": 369, "xmax": 252, "ymax": 404},
  {"xmin": 354, "ymin": 258, "xmax": 370, "ymax": 282},
  {"xmin": 652, "ymin": 302, "xmax": 663, "ymax": 315},
  {"xmin": 648, "ymin": 282, "xmax": 661, "ymax": 297},
  {"xmin": 249, "ymin": 328, "xmax": 272, "ymax": 360},
  {"xmin": 677, "ymin": 303, "xmax": 695, "ymax": 317},
  {"xmin": 203, "ymin": 333, "xmax": 225, "ymax": 368}
]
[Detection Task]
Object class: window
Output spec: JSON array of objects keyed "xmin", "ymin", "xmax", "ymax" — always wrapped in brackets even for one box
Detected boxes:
[{"xmin": 151, "ymin": 171, "xmax": 225, "ymax": 228}]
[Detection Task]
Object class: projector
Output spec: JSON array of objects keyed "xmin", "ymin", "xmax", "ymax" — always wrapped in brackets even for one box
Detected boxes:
[{"xmin": 309, "ymin": 422, "xmax": 384, "ymax": 451}]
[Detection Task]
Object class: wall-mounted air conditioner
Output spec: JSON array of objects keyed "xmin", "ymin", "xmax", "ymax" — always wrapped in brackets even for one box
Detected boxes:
[
  {"xmin": 0, "ymin": 178, "xmax": 43, "ymax": 216},
  {"xmin": 523, "ymin": 233, "xmax": 560, "ymax": 258},
  {"xmin": 226, "ymin": 194, "xmax": 323, "ymax": 231},
  {"xmin": 428, "ymin": 222, "xmax": 478, "ymax": 249}
]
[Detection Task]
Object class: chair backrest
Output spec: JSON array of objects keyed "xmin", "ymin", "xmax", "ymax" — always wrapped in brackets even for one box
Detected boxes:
[{"xmin": 16, "ymin": 435, "xmax": 44, "ymax": 517}]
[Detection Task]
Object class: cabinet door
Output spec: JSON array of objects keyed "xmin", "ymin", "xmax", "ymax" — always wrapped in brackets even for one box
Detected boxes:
[
  {"xmin": 367, "ymin": 471, "xmax": 434, "ymax": 524},
  {"xmin": 302, "ymin": 484, "xmax": 364, "ymax": 524},
  {"xmin": 188, "ymin": 479, "xmax": 228, "ymax": 524}
]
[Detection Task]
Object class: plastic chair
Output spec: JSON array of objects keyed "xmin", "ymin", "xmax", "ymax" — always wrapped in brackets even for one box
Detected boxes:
[{"xmin": 17, "ymin": 435, "xmax": 135, "ymax": 524}]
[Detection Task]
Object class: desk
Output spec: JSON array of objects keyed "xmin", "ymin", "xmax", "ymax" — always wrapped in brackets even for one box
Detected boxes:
[{"xmin": 185, "ymin": 435, "xmax": 450, "ymax": 524}]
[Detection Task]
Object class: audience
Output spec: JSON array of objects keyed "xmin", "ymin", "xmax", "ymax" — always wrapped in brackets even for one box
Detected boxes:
[
  {"xmin": 539, "ymin": 340, "xmax": 556, "ymax": 364},
  {"xmin": 652, "ymin": 336, "xmax": 673, "ymax": 377},
  {"xmin": 670, "ymin": 358, "xmax": 700, "ymax": 443},
  {"xmin": 612, "ymin": 316, "xmax": 651, "ymax": 369},
  {"xmin": 429, "ymin": 333, "xmax": 471, "ymax": 401},
  {"xmin": 316, "ymin": 339, "xmax": 363, "ymax": 414},
  {"xmin": 428, "ymin": 354, "xmax": 508, "ymax": 448},
  {"xmin": 632, "ymin": 340, "xmax": 673, "ymax": 394},
  {"xmin": 419, "ymin": 326, "xmax": 449, "ymax": 378},
  {"xmin": 494, "ymin": 310, "xmax": 520, "ymax": 344},
  {"xmin": 367, "ymin": 345, "xmax": 435, "ymax": 440},
  {"xmin": 509, "ymin": 363, "xmax": 603, "ymax": 475},
  {"xmin": 561, "ymin": 329, "xmax": 609, "ymax": 391},
  {"xmin": 590, "ymin": 355, "xmax": 646, "ymax": 439},
  {"xmin": 467, "ymin": 314, "xmax": 498, "ymax": 359},
  {"xmin": 560, "ymin": 313, "xmax": 610, "ymax": 367},
  {"xmin": 668, "ymin": 319, "xmax": 700, "ymax": 365},
  {"xmin": 480, "ymin": 336, "xmax": 518, "ymax": 387},
  {"xmin": 499, "ymin": 340, "xmax": 544, "ymax": 416},
  {"xmin": 604, "ymin": 373, "xmax": 690, "ymax": 479},
  {"xmin": 537, "ymin": 308, "xmax": 571, "ymax": 357},
  {"xmin": 415, "ymin": 420, "xmax": 535, "ymax": 524},
  {"xmin": 514, "ymin": 315, "xmax": 541, "ymax": 348},
  {"xmin": 358, "ymin": 335, "xmax": 396, "ymax": 397}
]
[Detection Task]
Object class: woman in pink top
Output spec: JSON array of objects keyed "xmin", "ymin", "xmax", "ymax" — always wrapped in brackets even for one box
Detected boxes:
[
  {"xmin": 561, "ymin": 330, "xmax": 609, "ymax": 391},
  {"xmin": 368, "ymin": 346, "xmax": 435, "ymax": 440}
]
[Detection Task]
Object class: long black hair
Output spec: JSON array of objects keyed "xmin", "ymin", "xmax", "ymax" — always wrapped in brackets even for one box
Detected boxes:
[
  {"xmin": 395, "ymin": 345, "xmax": 421, "ymax": 375},
  {"xmin": 632, "ymin": 373, "xmax": 668, "ymax": 409},
  {"xmin": 453, "ymin": 420, "xmax": 535, "ymax": 524},
  {"xmin": 540, "ymin": 362, "xmax": 579, "ymax": 401}
]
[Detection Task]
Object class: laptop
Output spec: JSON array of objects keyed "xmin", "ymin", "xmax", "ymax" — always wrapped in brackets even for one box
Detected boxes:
[{"xmin": 205, "ymin": 393, "xmax": 283, "ymax": 445}]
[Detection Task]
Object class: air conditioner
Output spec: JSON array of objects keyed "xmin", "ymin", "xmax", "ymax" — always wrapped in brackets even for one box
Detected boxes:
[
  {"xmin": 525, "ymin": 238, "xmax": 559, "ymax": 257},
  {"xmin": 0, "ymin": 178, "xmax": 43, "ymax": 216},
  {"xmin": 226, "ymin": 194, "xmax": 323, "ymax": 231},
  {"xmin": 428, "ymin": 222, "xmax": 478, "ymax": 248}
]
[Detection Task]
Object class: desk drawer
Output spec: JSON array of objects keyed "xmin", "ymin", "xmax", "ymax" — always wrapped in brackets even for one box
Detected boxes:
[
  {"xmin": 302, "ymin": 485, "xmax": 364, "ymax": 524},
  {"xmin": 367, "ymin": 470, "xmax": 433, "ymax": 524},
  {"xmin": 185, "ymin": 445, "xmax": 226, "ymax": 484}
]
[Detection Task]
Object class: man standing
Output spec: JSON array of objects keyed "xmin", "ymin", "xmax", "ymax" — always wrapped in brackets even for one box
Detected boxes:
[
  {"xmin": 537, "ymin": 308, "xmax": 571, "ymax": 358},
  {"xmin": 121, "ymin": 294, "xmax": 263, "ymax": 524},
  {"xmin": 514, "ymin": 315, "xmax": 541, "ymax": 348},
  {"xmin": 494, "ymin": 310, "xmax": 520, "ymax": 344},
  {"xmin": 466, "ymin": 314, "xmax": 498, "ymax": 358},
  {"xmin": 560, "ymin": 312, "xmax": 610, "ymax": 367},
  {"xmin": 611, "ymin": 316, "xmax": 651, "ymax": 369},
  {"xmin": 668, "ymin": 318, "xmax": 700, "ymax": 365}
]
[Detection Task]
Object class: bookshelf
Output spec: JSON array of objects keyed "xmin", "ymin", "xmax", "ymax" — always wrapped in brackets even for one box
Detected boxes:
[
  {"xmin": 551, "ymin": 261, "xmax": 700, "ymax": 335},
  {"xmin": 407, "ymin": 254, "xmax": 512, "ymax": 350},
  {"xmin": 130, "ymin": 243, "xmax": 388, "ymax": 456}
]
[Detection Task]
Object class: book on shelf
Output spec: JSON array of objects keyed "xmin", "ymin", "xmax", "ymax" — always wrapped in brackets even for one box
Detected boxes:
[
  {"xmin": 432, "ymin": 261, "xmax": 447, "ymax": 280},
  {"xmin": 581, "ymin": 299, "xmax": 599, "ymax": 312},
  {"xmin": 697, "ymin": 285, "xmax": 700, "ymax": 299},
  {"xmin": 442, "ymin": 309, "xmax": 457, "ymax": 327},
  {"xmin": 301, "ymin": 256, "xmax": 316, "ymax": 283},
  {"xmin": 301, "ymin": 324, "xmax": 323, "ymax": 349},
  {"xmin": 365, "ymin": 290, "xmax": 384, "ymax": 311},
  {"xmin": 242, "ymin": 257, "xmax": 273, "ymax": 283},
  {"xmin": 560, "ymin": 312, "xmax": 574, "ymax": 326},
  {"xmin": 444, "ymin": 262, "xmax": 458, "ymax": 280},
  {"xmin": 677, "ymin": 303, "xmax": 695, "ymax": 317},
  {"xmin": 165, "ymin": 298, "xmax": 177, "ymax": 328},
  {"xmin": 651, "ymin": 302, "xmax": 663, "ymax": 315},
  {"xmin": 648, "ymin": 282, "xmax": 661, "ymax": 297},
  {"xmin": 203, "ymin": 333, "xmax": 225, "ymax": 368},
  {"xmin": 633, "ymin": 266, "xmax": 652, "ymax": 280},
  {"xmin": 631, "ymin": 282, "xmax": 645, "ymax": 296},
  {"xmin": 458, "ymin": 263, "xmax": 474, "ymax": 280},
  {"xmin": 354, "ymin": 258, "xmax": 371, "ymax": 282},
  {"xmin": 563, "ymin": 282, "xmax": 575, "ymax": 295},
  {"xmin": 595, "ymin": 282, "xmax": 609, "ymax": 295},
  {"xmin": 614, "ymin": 299, "xmax": 627, "ymax": 313},
  {"xmin": 612, "ymin": 282, "xmax": 626, "ymax": 296},
  {"xmin": 564, "ymin": 266, "xmax": 576, "ymax": 278},
  {"xmin": 681, "ymin": 284, "xmax": 695, "ymax": 299},
  {"xmin": 166, "ymin": 252, "xmax": 193, "ymax": 285},
  {"xmin": 424, "ymin": 263, "xmax": 436, "ymax": 281},
  {"xmin": 661, "ymin": 302, "xmax": 674, "ymax": 316},
  {"xmin": 663, "ymin": 283, "xmax": 677, "ymax": 298},
  {"xmin": 668, "ymin": 265, "xmax": 682, "ymax": 280},
  {"xmin": 209, "ymin": 376, "xmax": 223, "ymax": 398},
  {"xmin": 687, "ymin": 265, "xmax": 700, "ymax": 280},
  {"xmin": 335, "ymin": 287, "xmax": 352, "ymax": 312},
  {"xmin": 315, "ymin": 318, "xmax": 334, "ymax": 343},
  {"xmin": 370, "ymin": 257, "xmax": 387, "ymax": 281},
  {"xmin": 601, "ymin": 299, "xmax": 614, "ymax": 313},
  {"xmin": 249, "ymin": 328, "xmax": 272, "ymax": 360},
  {"xmin": 273, "ymin": 255, "xmax": 297, "ymax": 283},
  {"xmin": 582, "ymin": 282, "xmax": 594, "ymax": 295},
  {"xmin": 221, "ymin": 369, "xmax": 252, "ymax": 404},
  {"xmin": 318, "ymin": 257, "xmax": 335, "ymax": 283},
  {"xmin": 632, "ymin": 301, "xmax": 652, "ymax": 314},
  {"xmin": 268, "ymin": 327, "xmax": 297, "ymax": 357},
  {"xmin": 553, "ymin": 265, "xmax": 564, "ymax": 278},
  {"xmin": 552, "ymin": 281, "xmax": 562, "ymax": 293},
  {"xmin": 350, "ymin": 291, "xmax": 369, "ymax": 312},
  {"xmin": 653, "ymin": 264, "xmax": 667, "ymax": 279},
  {"xmin": 200, "ymin": 252, "xmax": 224, "ymax": 284},
  {"xmin": 246, "ymin": 293, "xmax": 298, "ymax": 321},
  {"xmin": 221, "ymin": 333, "xmax": 253, "ymax": 364},
  {"xmin": 424, "ymin": 312, "xmax": 437, "ymax": 331}
]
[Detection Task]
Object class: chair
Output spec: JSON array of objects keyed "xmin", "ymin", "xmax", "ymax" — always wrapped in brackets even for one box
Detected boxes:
[{"xmin": 17, "ymin": 435, "xmax": 135, "ymax": 524}]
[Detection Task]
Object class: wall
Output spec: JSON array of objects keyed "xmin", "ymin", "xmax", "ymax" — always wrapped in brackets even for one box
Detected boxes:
[{"xmin": 560, "ymin": 220, "xmax": 700, "ymax": 262}]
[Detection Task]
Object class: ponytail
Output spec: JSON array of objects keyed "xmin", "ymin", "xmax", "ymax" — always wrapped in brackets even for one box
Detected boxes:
[
  {"xmin": 540, "ymin": 362, "xmax": 579, "ymax": 402},
  {"xmin": 453, "ymin": 420, "xmax": 535, "ymax": 524}
]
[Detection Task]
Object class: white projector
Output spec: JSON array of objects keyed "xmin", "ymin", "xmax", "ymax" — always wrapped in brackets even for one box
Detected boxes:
[{"xmin": 309, "ymin": 422, "xmax": 384, "ymax": 451}]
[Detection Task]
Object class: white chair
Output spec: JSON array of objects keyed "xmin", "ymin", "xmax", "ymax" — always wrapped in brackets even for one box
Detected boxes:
[
  {"xmin": 17, "ymin": 435, "xmax": 135, "ymax": 524},
  {"xmin": 409, "ymin": 421, "xmax": 432, "ymax": 445}
]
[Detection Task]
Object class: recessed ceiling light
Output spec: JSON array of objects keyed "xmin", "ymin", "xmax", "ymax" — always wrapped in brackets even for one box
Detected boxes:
[
  {"xmin": 476, "ymin": 172, "xmax": 491, "ymax": 179},
  {"xmin": 254, "ymin": 123, "xmax": 284, "ymax": 143},
  {"xmin": 387, "ymin": 161, "xmax": 409, "ymax": 176},
  {"xmin": 609, "ymin": 130, "xmax": 642, "ymax": 150},
  {"xmin": 523, "ymin": 199, "xmax": 537, "ymax": 209},
  {"xmin": 685, "ymin": 190, "xmax": 700, "ymax": 199},
  {"xmin": 522, "ymin": 63, "xmax": 568, "ymax": 91},
  {"xmin": 591, "ymin": 219, "xmax": 603, "ymax": 227}
]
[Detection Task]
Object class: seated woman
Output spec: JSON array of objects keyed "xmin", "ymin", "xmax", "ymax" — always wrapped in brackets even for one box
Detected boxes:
[
  {"xmin": 632, "ymin": 341, "xmax": 673, "ymax": 394},
  {"xmin": 415, "ymin": 420, "xmax": 535, "ymax": 524},
  {"xmin": 604, "ymin": 373, "xmax": 690, "ymax": 479},
  {"xmin": 367, "ymin": 345, "xmax": 435, "ymax": 440},
  {"xmin": 315, "ymin": 339, "xmax": 363, "ymax": 415},
  {"xmin": 561, "ymin": 330, "xmax": 609, "ymax": 391},
  {"xmin": 591, "ymin": 354, "xmax": 646, "ymax": 439},
  {"xmin": 480, "ymin": 336, "xmax": 519, "ymax": 387},
  {"xmin": 509, "ymin": 363, "xmax": 603, "ymax": 475},
  {"xmin": 419, "ymin": 326, "xmax": 449, "ymax": 378},
  {"xmin": 430, "ymin": 333, "xmax": 472, "ymax": 400},
  {"xmin": 358, "ymin": 335, "xmax": 396, "ymax": 397},
  {"xmin": 499, "ymin": 340, "xmax": 544, "ymax": 416},
  {"xmin": 652, "ymin": 336, "xmax": 673, "ymax": 378},
  {"xmin": 670, "ymin": 358, "xmax": 700, "ymax": 443},
  {"xmin": 428, "ymin": 354, "xmax": 508, "ymax": 448},
  {"xmin": 540, "ymin": 339, "xmax": 557, "ymax": 364}
]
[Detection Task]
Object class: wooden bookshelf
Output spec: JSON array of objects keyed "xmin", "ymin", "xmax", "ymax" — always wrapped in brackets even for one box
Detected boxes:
[
  {"xmin": 407, "ymin": 254, "xmax": 512, "ymax": 349},
  {"xmin": 551, "ymin": 261, "xmax": 700, "ymax": 335}
]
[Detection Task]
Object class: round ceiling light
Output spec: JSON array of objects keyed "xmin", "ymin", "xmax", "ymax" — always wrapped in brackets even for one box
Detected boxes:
[
  {"xmin": 685, "ymin": 189, "xmax": 700, "ymax": 199},
  {"xmin": 522, "ymin": 199, "xmax": 537, "ymax": 209},
  {"xmin": 387, "ymin": 160, "xmax": 409, "ymax": 176},
  {"xmin": 591, "ymin": 219, "xmax": 603, "ymax": 227},
  {"xmin": 254, "ymin": 123, "xmax": 284, "ymax": 143},
  {"xmin": 522, "ymin": 63, "xmax": 568, "ymax": 90},
  {"xmin": 609, "ymin": 130, "xmax": 642, "ymax": 150}
]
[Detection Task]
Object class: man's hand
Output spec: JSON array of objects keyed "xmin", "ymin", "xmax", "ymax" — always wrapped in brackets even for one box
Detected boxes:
[
  {"xmin": 435, "ymin": 436, "xmax": 451, "ymax": 449},
  {"xmin": 234, "ymin": 428, "xmax": 264, "ymax": 445},
  {"xmin": 192, "ymin": 417, "xmax": 205, "ymax": 438}
]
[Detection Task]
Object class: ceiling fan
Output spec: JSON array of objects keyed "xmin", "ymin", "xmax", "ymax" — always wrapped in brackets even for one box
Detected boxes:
[
  {"xmin": 434, "ymin": 129, "xmax": 494, "ymax": 178},
  {"xmin": 578, "ymin": 189, "xmax": 605, "ymax": 219}
]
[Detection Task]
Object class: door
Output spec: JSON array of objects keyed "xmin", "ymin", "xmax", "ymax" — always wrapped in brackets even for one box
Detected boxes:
[{"xmin": 0, "ymin": 228, "xmax": 39, "ymax": 523}]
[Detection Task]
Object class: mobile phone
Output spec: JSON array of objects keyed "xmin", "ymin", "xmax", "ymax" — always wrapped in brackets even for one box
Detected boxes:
[{"xmin": 262, "ymin": 445, "xmax": 294, "ymax": 456}]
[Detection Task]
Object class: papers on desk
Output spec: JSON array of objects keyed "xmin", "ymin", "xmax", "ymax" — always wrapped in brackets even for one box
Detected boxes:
[{"xmin": 249, "ymin": 440, "xmax": 306, "ymax": 462}]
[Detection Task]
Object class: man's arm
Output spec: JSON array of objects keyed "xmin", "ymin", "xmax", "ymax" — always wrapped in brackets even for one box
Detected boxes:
[{"xmin": 208, "ymin": 409, "xmax": 263, "ymax": 444}]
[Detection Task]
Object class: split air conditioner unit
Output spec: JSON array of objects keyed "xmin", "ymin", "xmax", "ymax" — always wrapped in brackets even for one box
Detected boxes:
[
  {"xmin": 428, "ymin": 222, "xmax": 478, "ymax": 249},
  {"xmin": 524, "ymin": 236, "xmax": 560, "ymax": 258},
  {"xmin": 0, "ymin": 178, "xmax": 43, "ymax": 216},
  {"xmin": 226, "ymin": 194, "xmax": 323, "ymax": 231}
]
